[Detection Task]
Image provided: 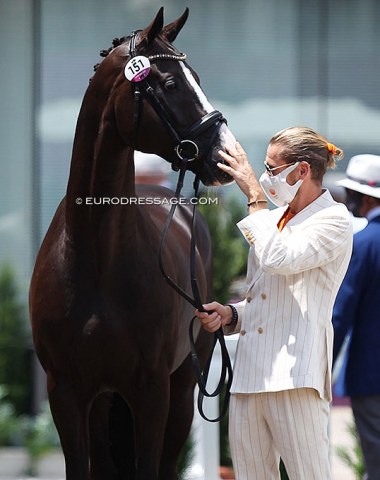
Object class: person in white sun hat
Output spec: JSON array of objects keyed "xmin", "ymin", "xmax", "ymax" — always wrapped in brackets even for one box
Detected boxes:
[
  {"xmin": 333, "ymin": 153, "xmax": 380, "ymax": 480},
  {"xmin": 134, "ymin": 151, "xmax": 172, "ymax": 188},
  {"xmin": 337, "ymin": 154, "xmax": 380, "ymax": 209}
]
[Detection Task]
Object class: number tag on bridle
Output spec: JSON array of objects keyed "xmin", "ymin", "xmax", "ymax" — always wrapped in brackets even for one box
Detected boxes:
[{"xmin": 124, "ymin": 56, "xmax": 151, "ymax": 82}]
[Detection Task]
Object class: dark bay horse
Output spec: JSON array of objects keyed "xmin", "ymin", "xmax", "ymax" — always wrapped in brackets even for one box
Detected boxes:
[{"xmin": 29, "ymin": 8, "xmax": 235, "ymax": 480}]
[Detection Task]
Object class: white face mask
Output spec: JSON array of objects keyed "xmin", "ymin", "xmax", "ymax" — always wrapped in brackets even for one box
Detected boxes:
[{"xmin": 259, "ymin": 162, "xmax": 302, "ymax": 207}]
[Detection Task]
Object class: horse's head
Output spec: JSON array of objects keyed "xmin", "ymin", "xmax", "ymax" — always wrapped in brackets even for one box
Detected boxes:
[{"xmin": 92, "ymin": 8, "xmax": 236, "ymax": 187}]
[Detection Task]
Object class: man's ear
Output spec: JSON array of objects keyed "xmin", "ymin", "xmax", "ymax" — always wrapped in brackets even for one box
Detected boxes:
[{"xmin": 299, "ymin": 161, "xmax": 310, "ymax": 178}]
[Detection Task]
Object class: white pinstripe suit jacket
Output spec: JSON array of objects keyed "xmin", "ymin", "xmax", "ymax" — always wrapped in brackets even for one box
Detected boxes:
[{"xmin": 225, "ymin": 190, "xmax": 353, "ymax": 401}]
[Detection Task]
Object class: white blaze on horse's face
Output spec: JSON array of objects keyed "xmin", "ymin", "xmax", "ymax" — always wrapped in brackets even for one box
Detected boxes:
[
  {"xmin": 179, "ymin": 62, "xmax": 237, "ymax": 153},
  {"xmin": 179, "ymin": 62, "xmax": 214, "ymax": 113},
  {"xmin": 219, "ymin": 123, "xmax": 237, "ymax": 149}
]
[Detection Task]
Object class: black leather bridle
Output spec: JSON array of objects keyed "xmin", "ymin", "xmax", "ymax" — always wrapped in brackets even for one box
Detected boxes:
[
  {"xmin": 128, "ymin": 31, "xmax": 233, "ymax": 422},
  {"xmin": 128, "ymin": 31, "xmax": 226, "ymax": 169}
]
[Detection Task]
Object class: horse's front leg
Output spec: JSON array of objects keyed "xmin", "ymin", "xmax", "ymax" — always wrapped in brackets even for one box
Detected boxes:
[
  {"xmin": 159, "ymin": 355, "xmax": 196, "ymax": 480},
  {"xmin": 126, "ymin": 367, "xmax": 171, "ymax": 480},
  {"xmin": 47, "ymin": 373, "xmax": 92, "ymax": 480},
  {"xmin": 160, "ymin": 328, "xmax": 213, "ymax": 480}
]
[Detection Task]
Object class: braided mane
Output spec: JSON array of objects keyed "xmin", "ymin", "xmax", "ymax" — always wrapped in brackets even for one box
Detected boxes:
[{"xmin": 93, "ymin": 36, "xmax": 128, "ymax": 73}]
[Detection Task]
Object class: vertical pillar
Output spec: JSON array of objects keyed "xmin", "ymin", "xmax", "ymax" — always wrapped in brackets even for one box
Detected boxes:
[{"xmin": 186, "ymin": 335, "xmax": 238, "ymax": 480}]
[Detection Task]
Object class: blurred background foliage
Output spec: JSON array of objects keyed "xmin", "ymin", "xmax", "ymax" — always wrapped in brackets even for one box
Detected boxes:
[
  {"xmin": 198, "ymin": 193, "xmax": 248, "ymax": 305},
  {"xmin": 0, "ymin": 264, "xmax": 60, "ymax": 473},
  {"xmin": 0, "ymin": 264, "xmax": 31, "ymax": 416}
]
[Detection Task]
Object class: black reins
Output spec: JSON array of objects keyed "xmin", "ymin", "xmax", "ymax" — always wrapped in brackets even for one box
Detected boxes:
[
  {"xmin": 128, "ymin": 31, "xmax": 233, "ymax": 422},
  {"xmin": 158, "ymin": 162, "xmax": 233, "ymax": 423}
]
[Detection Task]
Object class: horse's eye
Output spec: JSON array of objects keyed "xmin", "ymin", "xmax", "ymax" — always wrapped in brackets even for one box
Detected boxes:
[{"xmin": 164, "ymin": 79, "xmax": 177, "ymax": 90}]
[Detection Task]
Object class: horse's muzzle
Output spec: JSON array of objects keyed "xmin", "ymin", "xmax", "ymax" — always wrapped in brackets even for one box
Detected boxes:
[{"xmin": 195, "ymin": 123, "xmax": 236, "ymax": 186}]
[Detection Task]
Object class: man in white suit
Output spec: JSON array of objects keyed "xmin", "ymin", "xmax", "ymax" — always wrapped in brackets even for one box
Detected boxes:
[{"xmin": 196, "ymin": 126, "xmax": 353, "ymax": 480}]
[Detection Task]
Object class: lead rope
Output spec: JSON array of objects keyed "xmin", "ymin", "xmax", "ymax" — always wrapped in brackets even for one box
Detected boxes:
[{"xmin": 158, "ymin": 160, "xmax": 233, "ymax": 422}]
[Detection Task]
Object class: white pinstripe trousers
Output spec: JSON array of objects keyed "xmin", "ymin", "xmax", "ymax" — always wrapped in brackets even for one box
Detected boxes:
[{"xmin": 228, "ymin": 388, "xmax": 331, "ymax": 480}]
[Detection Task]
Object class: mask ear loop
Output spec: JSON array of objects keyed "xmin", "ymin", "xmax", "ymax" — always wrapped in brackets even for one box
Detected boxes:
[
  {"xmin": 278, "ymin": 161, "xmax": 301, "ymax": 183},
  {"xmin": 286, "ymin": 163, "xmax": 304, "ymax": 195}
]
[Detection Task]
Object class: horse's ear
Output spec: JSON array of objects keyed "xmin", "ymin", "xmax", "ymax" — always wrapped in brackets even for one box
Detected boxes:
[
  {"xmin": 141, "ymin": 7, "xmax": 164, "ymax": 45},
  {"xmin": 163, "ymin": 8, "xmax": 189, "ymax": 43}
]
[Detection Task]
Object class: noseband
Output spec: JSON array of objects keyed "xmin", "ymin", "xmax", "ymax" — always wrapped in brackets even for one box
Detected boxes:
[{"xmin": 128, "ymin": 31, "xmax": 226, "ymax": 168}]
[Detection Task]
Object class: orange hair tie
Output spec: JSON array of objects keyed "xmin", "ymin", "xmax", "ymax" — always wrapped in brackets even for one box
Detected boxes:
[{"xmin": 327, "ymin": 142, "xmax": 337, "ymax": 155}]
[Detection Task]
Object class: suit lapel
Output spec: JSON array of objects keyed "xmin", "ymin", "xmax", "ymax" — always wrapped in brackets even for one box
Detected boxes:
[{"xmin": 244, "ymin": 190, "xmax": 337, "ymax": 292}]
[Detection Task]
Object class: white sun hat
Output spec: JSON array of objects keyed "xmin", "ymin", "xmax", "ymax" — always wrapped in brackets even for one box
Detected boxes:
[
  {"xmin": 336, "ymin": 154, "xmax": 380, "ymax": 199},
  {"xmin": 134, "ymin": 151, "xmax": 171, "ymax": 176}
]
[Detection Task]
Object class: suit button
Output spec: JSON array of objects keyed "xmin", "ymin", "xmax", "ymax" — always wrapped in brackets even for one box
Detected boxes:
[
  {"xmin": 261, "ymin": 293, "xmax": 267, "ymax": 300},
  {"xmin": 240, "ymin": 330, "xmax": 247, "ymax": 336},
  {"xmin": 247, "ymin": 296, "xmax": 252, "ymax": 303},
  {"xmin": 258, "ymin": 327, "xmax": 264, "ymax": 334}
]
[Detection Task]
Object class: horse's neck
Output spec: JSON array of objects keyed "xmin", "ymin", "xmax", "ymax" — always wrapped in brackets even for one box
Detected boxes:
[{"xmin": 65, "ymin": 89, "xmax": 136, "ymax": 244}]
